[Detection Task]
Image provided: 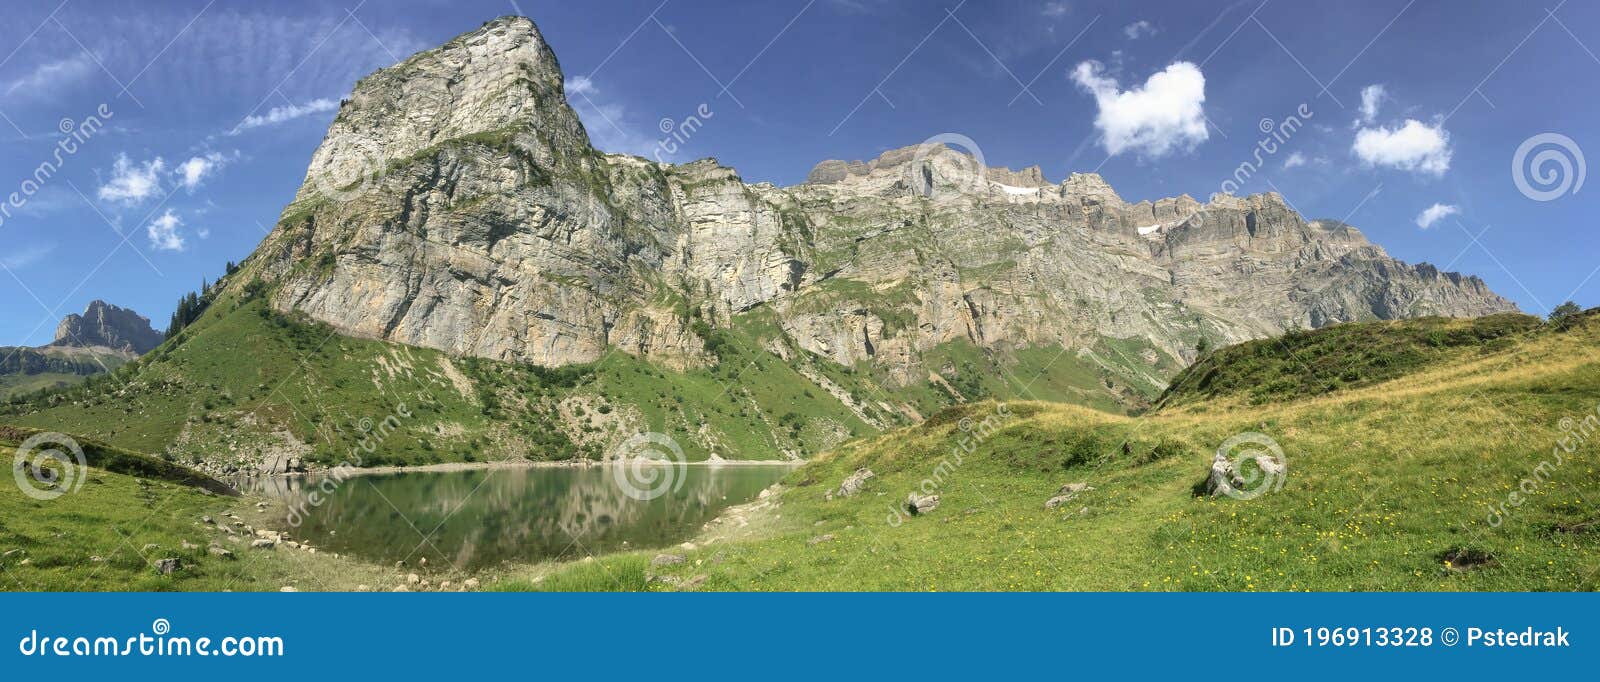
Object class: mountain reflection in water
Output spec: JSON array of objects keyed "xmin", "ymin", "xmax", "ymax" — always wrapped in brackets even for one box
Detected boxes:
[{"xmin": 236, "ymin": 464, "xmax": 793, "ymax": 570}]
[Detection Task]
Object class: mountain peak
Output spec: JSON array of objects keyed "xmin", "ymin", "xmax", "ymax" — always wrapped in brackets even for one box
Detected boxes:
[
  {"xmin": 805, "ymin": 142, "xmax": 1052, "ymax": 189},
  {"xmin": 47, "ymin": 300, "xmax": 162, "ymax": 354},
  {"xmin": 292, "ymin": 14, "xmax": 585, "ymax": 205}
]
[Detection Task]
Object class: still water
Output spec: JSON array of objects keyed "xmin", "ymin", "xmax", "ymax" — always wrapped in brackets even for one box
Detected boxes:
[{"xmin": 237, "ymin": 463, "xmax": 793, "ymax": 570}]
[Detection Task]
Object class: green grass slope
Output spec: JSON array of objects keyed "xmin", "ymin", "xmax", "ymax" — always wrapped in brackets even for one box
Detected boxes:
[
  {"xmin": 1, "ymin": 257, "xmax": 1155, "ymax": 470},
  {"xmin": 1154, "ymin": 313, "xmax": 1542, "ymax": 411},
  {"xmin": 524, "ymin": 313, "xmax": 1600, "ymax": 591}
]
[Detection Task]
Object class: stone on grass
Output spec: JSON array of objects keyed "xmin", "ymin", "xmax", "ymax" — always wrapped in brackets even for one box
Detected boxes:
[
  {"xmin": 836, "ymin": 468, "xmax": 876, "ymax": 498},
  {"xmin": 906, "ymin": 493, "xmax": 940, "ymax": 515},
  {"xmin": 1044, "ymin": 482, "xmax": 1094, "ymax": 510},
  {"xmin": 154, "ymin": 558, "xmax": 181, "ymax": 575}
]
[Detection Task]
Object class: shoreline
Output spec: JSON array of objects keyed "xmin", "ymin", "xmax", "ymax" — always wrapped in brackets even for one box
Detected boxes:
[{"xmin": 252, "ymin": 456, "xmax": 803, "ymax": 480}]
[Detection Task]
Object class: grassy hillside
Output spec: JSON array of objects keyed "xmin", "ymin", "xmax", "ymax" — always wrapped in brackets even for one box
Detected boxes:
[
  {"xmin": 1154, "ymin": 313, "xmax": 1542, "ymax": 411},
  {"xmin": 4, "ymin": 310, "xmax": 1594, "ymax": 591},
  {"xmin": 515, "ymin": 312, "xmax": 1600, "ymax": 591},
  {"xmin": 0, "ymin": 254, "xmax": 1154, "ymax": 470},
  {"xmin": 1, "ymin": 425, "xmax": 233, "ymax": 495}
]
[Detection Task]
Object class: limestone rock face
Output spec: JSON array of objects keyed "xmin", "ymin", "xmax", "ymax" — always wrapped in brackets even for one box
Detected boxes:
[
  {"xmin": 48, "ymin": 300, "xmax": 162, "ymax": 354},
  {"xmin": 249, "ymin": 16, "xmax": 1518, "ymax": 403}
]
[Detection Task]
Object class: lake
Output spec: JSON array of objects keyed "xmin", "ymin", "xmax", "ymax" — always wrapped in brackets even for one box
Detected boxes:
[{"xmin": 236, "ymin": 463, "xmax": 794, "ymax": 570}]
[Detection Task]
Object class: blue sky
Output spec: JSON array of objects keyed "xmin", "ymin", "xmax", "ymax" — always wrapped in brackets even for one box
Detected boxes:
[{"xmin": 0, "ymin": 0, "xmax": 1595, "ymax": 345}]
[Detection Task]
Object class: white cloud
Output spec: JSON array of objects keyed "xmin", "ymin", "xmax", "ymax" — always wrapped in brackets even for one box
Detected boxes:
[
  {"xmin": 1357, "ymin": 84, "xmax": 1385, "ymax": 125},
  {"xmin": 176, "ymin": 152, "xmax": 230, "ymax": 191},
  {"xmin": 0, "ymin": 243, "xmax": 54, "ymax": 270},
  {"xmin": 1414, "ymin": 202, "xmax": 1459, "ymax": 230},
  {"xmin": 231, "ymin": 98, "xmax": 338, "ymax": 134},
  {"xmin": 1283, "ymin": 152, "xmax": 1307, "ymax": 169},
  {"xmin": 1043, "ymin": 2, "xmax": 1070, "ymax": 18},
  {"xmin": 2, "ymin": 54, "xmax": 95, "ymax": 97},
  {"xmin": 1352, "ymin": 119, "xmax": 1452, "ymax": 176},
  {"xmin": 146, "ymin": 210, "xmax": 185, "ymax": 251},
  {"xmin": 98, "ymin": 154, "xmax": 165, "ymax": 204},
  {"xmin": 1123, "ymin": 20, "xmax": 1156, "ymax": 39},
  {"xmin": 564, "ymin": 77, "xmax": 661, "ymax": 158},
  {"xmin": 565, "ymin": 76, "xmax": 596, "ymax": 96},
  {"xmin": 1071, "ymin": 60, "xmax": 1208, "ymax": 158}
]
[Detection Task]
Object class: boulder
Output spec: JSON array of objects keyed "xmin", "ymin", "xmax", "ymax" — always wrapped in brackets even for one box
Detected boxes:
[
  {"xmin": 207, "ymin": 546, "xmax": 235, "ymax": 560},
  {"xmin": 651, "ymin": 554, "xmax": 686, "ymax": 567},
  {"xmin": 154, "ymin": 558, "xmax": 181, "ymax": 575},
  {"xmin": 807, "ymin": 534, "xmax": 835, "ymax": 546},
  {"xmin": 836, "ymin": 468, "xmax": 875, "ymax": 498},
  {"xmin": 906, "ymin": 493, "xmax": 940, "ymax": 515},
  {"xmin": 250, "ymin": 539, "xmax": 276, "ymax": 549},
  {"xmin": 1205, "ymin": 453, "xmax": 1283, "ymax": 498},
  {"xmin": 1044, "ymin": 482, "xmax": 1094, "ymax": 510}
]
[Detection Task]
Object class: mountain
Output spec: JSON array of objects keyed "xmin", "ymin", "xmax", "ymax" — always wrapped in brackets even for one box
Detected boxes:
[
  {"xmin": 0, "ymin": 16, "xmax": 1517, "ymax": 471},
  {"xmin": 48, "ymin": 300, "xmax": 164, "ymax": 354},
  {"xmin": 0, "ymin": 301, "xmax": 158, "ymax": 399},
  {"xmin": 257, "ymin": 16, "xmax": 1510, "ymax": 394}
]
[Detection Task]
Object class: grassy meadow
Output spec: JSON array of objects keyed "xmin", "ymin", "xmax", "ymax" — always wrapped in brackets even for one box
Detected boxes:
[{"xmin": 2, "ymin": 312, "xmax": 1596, "ymax": 591}]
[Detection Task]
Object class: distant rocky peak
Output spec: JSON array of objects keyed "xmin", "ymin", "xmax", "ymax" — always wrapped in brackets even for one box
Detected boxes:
[
  {"xmin": 805, "ymin": 142, "xmax": 1051, "ymax": 191},
  {"xmin": 47, "ymin": 300, "xmax": 162, "ymax": 355}
]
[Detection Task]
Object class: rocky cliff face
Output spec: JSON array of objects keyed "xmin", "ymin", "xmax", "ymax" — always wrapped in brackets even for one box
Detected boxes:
[
  {"xmin": 47, "ymin": 300, "xmax": 162, "ymax": 354},
  {"xmin": 247, "ymin": 16, "xmax": 1517, "ymax": 406}
]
